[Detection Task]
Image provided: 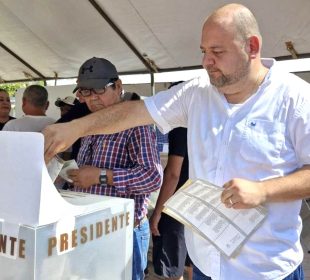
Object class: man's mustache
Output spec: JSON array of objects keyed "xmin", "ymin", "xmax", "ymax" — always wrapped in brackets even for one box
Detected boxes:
[{"xmin": 206, "ymin": 67, "xmax": 221, "ymax": 73}]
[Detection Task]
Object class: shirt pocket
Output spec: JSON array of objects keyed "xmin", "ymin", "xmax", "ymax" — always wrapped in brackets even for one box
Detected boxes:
[{"xmin": 239, "ymin": 119, "xmax": 285, "ymax": 165}]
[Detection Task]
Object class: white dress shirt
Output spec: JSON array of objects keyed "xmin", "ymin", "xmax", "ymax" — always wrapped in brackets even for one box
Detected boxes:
[{"xmin": 144, "ymin": 59, "xmax": 310, "ymax": 280}]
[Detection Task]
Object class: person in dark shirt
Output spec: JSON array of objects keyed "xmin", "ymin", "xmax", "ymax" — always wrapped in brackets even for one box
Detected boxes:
[
  {"xmin": 56, "ymin": 93, "xmax": 91, "ymax": 160},
  {"xmin": 150, "ymin": 127, "xmax": 192, "ymax": 280}
]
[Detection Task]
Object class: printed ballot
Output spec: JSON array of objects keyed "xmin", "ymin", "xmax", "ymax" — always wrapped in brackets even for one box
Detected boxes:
[
  {"xmin": 47, "ymin": 155, "xmax": 78, "ymax": 182},
  {"xmin": 163, "ymin": 179, "xmax": 267, "ymax": 258}
]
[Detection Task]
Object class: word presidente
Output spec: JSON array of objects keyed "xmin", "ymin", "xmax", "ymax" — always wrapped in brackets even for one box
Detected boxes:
[{"xmin": 48, "ymin": 211, "xmax": 131, "ymax": 256}]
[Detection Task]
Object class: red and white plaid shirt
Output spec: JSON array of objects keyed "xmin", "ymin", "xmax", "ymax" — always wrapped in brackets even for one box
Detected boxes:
[{"xmin": 73, "ymin": 125, "xmax": 162, "ymax": 221}]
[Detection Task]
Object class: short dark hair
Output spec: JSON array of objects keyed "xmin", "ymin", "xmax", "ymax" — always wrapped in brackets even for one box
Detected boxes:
[
  {"xmin": 122, "ymin": 92, "xmax": 141, "ymax": 101},
  {"xmin": 23, "ymin": 85, "xmax": 48, "ymax": 107}
]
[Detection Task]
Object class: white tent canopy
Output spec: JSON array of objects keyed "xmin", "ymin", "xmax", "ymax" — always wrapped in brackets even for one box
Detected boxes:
[{"xmin": 0, "ymin": 0, "xmax": 309, "ymax": 83}]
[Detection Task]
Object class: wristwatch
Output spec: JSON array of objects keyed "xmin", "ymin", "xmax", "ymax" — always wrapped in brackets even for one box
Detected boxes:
[{"xmin": 99, "ymin": 169, "xmax": 107, "ymax": 184}]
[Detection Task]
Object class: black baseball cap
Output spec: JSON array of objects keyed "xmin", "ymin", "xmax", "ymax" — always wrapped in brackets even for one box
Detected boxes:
[{"xmin": 73, "ymin": 57, "xmax": 119, "ymax": 93}]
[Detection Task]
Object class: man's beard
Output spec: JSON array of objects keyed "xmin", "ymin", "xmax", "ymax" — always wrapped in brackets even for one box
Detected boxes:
[{"xmin": 207, "ymin": 61, "xmax": 250, "ymax": 88}]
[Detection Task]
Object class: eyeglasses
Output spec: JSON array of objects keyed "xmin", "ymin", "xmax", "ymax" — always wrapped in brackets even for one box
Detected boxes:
[{"xmin": 78, "ymin": 82, "xmax": 114, "ymax": 97}]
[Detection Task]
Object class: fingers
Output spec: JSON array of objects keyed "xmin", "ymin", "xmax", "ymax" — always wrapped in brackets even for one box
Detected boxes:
[
  {"xmin": 221, "ymin": 187, "xmax": 234, "ymax": 206},
  {"xmin": 150, "ymin": 222, "xmax": 160, "ymax": 236},
  {"xmin": 67, "ymin": 170, "xmax": 79, "ymax": 187},
  {"xmin": 43, "ymin": 124, "xmax": 73, "ymax": 163},
  {"xmin": 149, "ymin": 214, "xmax": 161, "ymax": 236},
  {"xmin": 222, "ymin": 195, "xmax": 234, "ymax": 208},
  {"xmin": 221, "ymin": 178, "xmax": 261, "ymax": 209},
  {"xmin": 221, "ymin": 189, "xmax": 233, "ymax": 202},
  {"xmin": 152, "ymin": 228, "xmax": 160, "ymax": 236},
  {"xmin": 150, "ymin": 223, "xmax": 160, "ymax": 236},
  {"xmin": 67, "ymin": 169, "xmax": 78, "ymax": 176},
  {"xmin": 221, "ymin": 182, "xmax": 236, "ymax": 208}
]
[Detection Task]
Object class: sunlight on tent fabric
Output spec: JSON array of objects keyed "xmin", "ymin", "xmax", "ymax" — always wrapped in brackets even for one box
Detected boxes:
[
  {"xmin": 47, "ymin": 59, "xmax": 309, "ymax": 87},
  {"xmin": 120, "ymin": 69, "xmax": 206, "ymax": 84},
  {"xmin": 276, "ymin": 58, "xmax": 310, "ymax": 72}
]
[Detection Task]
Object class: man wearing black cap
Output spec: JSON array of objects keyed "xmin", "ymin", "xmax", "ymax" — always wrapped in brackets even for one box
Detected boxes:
[{"xmin": 66, "ymin": 57, "xmax": 162, "ymax": 280}]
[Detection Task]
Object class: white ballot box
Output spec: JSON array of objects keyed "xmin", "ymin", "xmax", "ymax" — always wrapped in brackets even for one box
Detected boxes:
[{"xmin": 0, "ymin": 132, "xmax": 134, "ymax": 280}]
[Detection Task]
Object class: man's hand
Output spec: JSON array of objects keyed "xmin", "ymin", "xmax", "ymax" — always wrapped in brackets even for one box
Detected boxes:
[
  {"xmin": 221, "ymin": 178, "xmax": 267, "ymax": 209},
  {"xmin": 67, "ymin": 166, "xmax": 101, "ymax": 189},
  {"xmin": 149, "ymin": 211, "xmax": 161, "ymax": 236},
  {"xmin": 43, "ymin": 122, "xmax": 80, "ymax": 163}
]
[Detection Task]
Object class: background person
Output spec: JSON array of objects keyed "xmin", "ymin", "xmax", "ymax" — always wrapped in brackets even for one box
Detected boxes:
[
  {"xmin": 3, "ymin": 85, "xmax": 55, "ymax": 132},
  {"xmin": 0, "ymin": 88, "xmax": 15, "ymax": 130},
  {"xmin": 56, "ymin": 91, "xmax": 91, "ymax": 161},
  {"xmin": 150, "ymin": 81, "xmax": 192, "ymax": 280},
  {"xmin": 55, "ymin": 95, "xmax": 77, "ymax": 117},
  {"xmin": 43, "ymin": 4, "xmax": 310, "ymax": 280},
  {"xmin": 151, "ymin": 127, "xmax": 192, "ymax": 280},
  {"xmin": 54, "ymin": 95, "xmax": 79, "ymax": 162}
]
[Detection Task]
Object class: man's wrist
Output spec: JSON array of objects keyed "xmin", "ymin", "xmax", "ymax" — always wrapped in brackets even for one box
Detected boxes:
[
  {"xmin": 259, "ymin": 181, "xmax": 268, "ymax": 203},
  {"xmin": 153, "ymin": 206, "xmax": 164, "ymax": 216}
]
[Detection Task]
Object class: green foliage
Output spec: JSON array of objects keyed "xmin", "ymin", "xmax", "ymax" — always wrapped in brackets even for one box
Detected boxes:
[{"xmin": 0, "ymin": 81, "xmax": 44, "ymax": 97}]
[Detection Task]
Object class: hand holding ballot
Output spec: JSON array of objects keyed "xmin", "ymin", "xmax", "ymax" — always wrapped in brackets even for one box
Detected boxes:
[
  {"xmin": 67, "ymin": 166, "xmax": 102, "ymax": 189},
  {"xmin": 47, "ymin": 155, "xmax": 79, "ymax": 183},
  {"xmin": 221, "ymin": 178, "xmax": 267, "ymax": 209}
]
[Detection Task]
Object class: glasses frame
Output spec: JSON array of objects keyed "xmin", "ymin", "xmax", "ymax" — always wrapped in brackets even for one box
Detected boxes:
[{"xmin": 78, "ymin": 82, "xmax": 115, "ymax": 97}]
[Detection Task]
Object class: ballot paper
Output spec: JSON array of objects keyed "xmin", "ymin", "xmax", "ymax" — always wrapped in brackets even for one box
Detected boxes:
[
  {"xmin": 163, "ymin": 179, "xmax": 267, "ymax": 258},
  {"xmin": 47, "ymin": 155, "xmax": 78, "ymax": 182}
]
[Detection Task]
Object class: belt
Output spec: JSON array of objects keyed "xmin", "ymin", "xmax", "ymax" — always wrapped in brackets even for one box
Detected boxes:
[{"xmin": 134, "ymin": 215, "xmax": 148, "ymax": 228}]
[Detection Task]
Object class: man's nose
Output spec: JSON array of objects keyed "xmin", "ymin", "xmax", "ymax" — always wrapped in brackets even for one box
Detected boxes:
[
  {"xmin": 89, "ymin": 92, "xmax": 99, "ymax": 100},
  {"xmin": 202, "ymin": 53, "xmax": 215, "ymax": 68}
]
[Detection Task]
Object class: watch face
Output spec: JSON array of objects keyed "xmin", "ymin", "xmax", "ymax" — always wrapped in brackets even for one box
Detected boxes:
[
  {"xmin": 99, "ymin": 170, "xmax": 107, "ymax": 184},
  {"xmin": 99, "ymin": 175, "xmax": 107, "ymax": 184}
]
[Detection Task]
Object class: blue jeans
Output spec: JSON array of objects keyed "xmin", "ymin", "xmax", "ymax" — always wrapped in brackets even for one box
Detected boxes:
[
  {"xmin": 193, "ymin": 264, "xmax": 304, "ymax": 280},
  {"xmin": 283, "ymin": 265, "xmax": 304, "ymax": 280},
  {"xmin": 132, "ymin": 219, "xmax": 150, "ymax": 280}
]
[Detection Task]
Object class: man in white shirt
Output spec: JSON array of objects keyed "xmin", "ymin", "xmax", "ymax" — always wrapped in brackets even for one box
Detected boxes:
[
  {"xmin": 43, "ymin": 3, "xmax": 310, "ymax": 280},
  {"xmin": 3, "ymin": 85, "xmax": 55, "ymax": 132}
]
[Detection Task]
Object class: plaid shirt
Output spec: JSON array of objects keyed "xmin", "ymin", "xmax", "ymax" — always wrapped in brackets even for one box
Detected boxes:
[{"xmin": 73, "ymin": 125, "xmax": 162, "ymax": 221}]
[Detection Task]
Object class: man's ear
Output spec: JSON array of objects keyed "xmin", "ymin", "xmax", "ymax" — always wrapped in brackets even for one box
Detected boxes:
[
  {"xmin": 45, "ymin": 101, "xmax": 49, "ymax": 110},
  {"xmin": 246, "ymin": 36, "xmax": 260, "ymax": 59},
  {"xmin": 115, "ymin": 79, "xmax": 123, "ymax": 93}
]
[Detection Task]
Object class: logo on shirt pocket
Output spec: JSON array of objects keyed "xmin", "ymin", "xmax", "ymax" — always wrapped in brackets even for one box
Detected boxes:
[{"xmin": 239, "ymin": 119, "xmax": 285, "ymax": 165}]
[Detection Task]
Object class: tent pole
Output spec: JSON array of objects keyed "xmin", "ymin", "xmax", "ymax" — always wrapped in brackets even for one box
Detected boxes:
[{"xmin": 150, "ymin": 72, "xmax": 155, "ymax": 96}]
